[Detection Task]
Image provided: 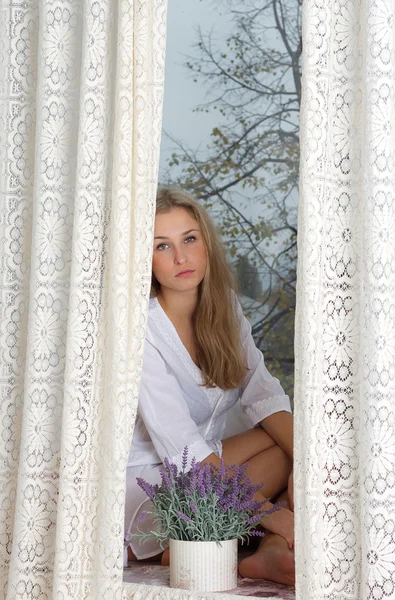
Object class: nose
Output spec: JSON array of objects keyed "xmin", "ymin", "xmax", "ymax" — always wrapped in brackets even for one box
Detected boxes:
[{"xmin": 173, "ymin": 245, "xmax": 187, "ymax": 265}]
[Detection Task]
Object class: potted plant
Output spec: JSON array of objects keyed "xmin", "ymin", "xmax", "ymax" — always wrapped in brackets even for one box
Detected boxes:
[{"xmin": 133, "ymin": 446, "xmax": 277, "ymax": 592}]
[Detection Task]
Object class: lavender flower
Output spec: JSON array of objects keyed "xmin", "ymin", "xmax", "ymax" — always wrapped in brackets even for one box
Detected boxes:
[
  {"xmin": 182, "ymin": 446, "xmax": 188, "ymax": 471},
  {"xmin": 159, "ymin": 468, "xmax": 172, "ymax": 489},
  {"xmin": 136, "ymin": 478, "xmax": 156, "ymax": 500},
  {"xmin": 246, "ymin": 515, "xmax": 262, "ymax": 525},
  {"xmin": 248, "ymin": 529, "xmax": 266, "ymax": 537},
  {"xmin": 197, "ymin": 468, "xmax": 206, "ymax": 498},
  {"xmin": 178, "ymin": 511, "xmax": 192, "ymax": 522},
  {"xmin": 137, "ymin": 511, "xmax": 148, "ymax": 522},
  {"xmin": 163, "ymin": 456, "xmax": 178, "ymax": 479},
  {"xmin": 204, "ymin": 463, "xmax": 212, "ymax": 489},
  {"xmin": 132, "ymin": 445, "xmax": 280, "ymax": 545},
  {"xmin": 190, "ymin": 466, "xmax": 198, "ymax": 491}
]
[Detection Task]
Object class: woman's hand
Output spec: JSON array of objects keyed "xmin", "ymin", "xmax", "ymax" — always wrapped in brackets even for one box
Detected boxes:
[{"xmin": 261, "ymin": 504, "xmax": 294, "ymax": 550}]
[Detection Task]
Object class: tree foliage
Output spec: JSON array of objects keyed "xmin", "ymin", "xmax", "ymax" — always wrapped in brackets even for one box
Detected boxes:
[{"xmin": 162, "ymin": 0, "xmax": 302, "ymax": 397}]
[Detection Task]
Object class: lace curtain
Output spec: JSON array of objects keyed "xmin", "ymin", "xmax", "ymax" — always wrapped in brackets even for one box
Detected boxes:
[
  {"xmin": 295, "ymin": 1, "xmax": 395, "ymax": 599},
  {"xmin": 0, "ymin": 1, "xmax": 167, "ymax": 598}
]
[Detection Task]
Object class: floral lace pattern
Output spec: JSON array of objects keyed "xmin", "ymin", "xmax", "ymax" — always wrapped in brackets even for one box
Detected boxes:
[
  {"xmin": 0, "ymin": 1, "xmax": 167, "ymax": 598},
  {"xmin": 295, "ymin": 1, "xmax": 395, "ymax": 599}
]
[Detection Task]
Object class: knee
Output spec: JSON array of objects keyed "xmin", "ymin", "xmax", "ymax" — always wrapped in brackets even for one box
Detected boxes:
[{"xmin": 272, "ymin": 444, "xmax": 293, "ymax": 477}]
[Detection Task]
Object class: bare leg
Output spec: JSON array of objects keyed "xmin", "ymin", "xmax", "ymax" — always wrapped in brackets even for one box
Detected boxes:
[
  {"xmin": 221, "ymin": 433, "xmax": 294, "ymax": 585},
  {"xmin": 238, "ymin": 490, "xmax": 295, "ymax": 585},
  {"xmin": 221, "ymin": 428, "xmax": 277, "ymax": 464},
  {"xmin": 223, "ymin": 442, "xmax": 292, "ymax": 499}
]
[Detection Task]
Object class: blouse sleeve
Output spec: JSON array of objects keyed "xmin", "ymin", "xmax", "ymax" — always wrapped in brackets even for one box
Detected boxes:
[
  {"xmin": 137, "ymin": 339, "xmax": 219, "ymax": 471},
  {"xmin": 237, "ymin": 303, "xmax": 292, "ymax": 426}
]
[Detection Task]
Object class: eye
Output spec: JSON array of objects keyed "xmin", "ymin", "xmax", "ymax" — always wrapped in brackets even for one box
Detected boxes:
[
  {"xmin": 185, "ymin": 236, "xmax": 196, "ymax": 243},
  {"xmin": 156, "ymin": 242, "xmax": 169, "ymax": 251}
]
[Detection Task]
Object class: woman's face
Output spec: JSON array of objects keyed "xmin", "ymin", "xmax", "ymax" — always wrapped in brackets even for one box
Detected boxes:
[{"xmin": 152, "ymin": 207, "xmax": 207, "ymax": 294}]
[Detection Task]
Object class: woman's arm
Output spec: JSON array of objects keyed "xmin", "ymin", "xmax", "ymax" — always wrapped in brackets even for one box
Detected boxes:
[
  {"xmin": 201, "ymin": 426, "xmax": 277, "ymax": 468},
  {"xmin": 259, "ymin": 411, "xmax": 293, "ymax": 460}
]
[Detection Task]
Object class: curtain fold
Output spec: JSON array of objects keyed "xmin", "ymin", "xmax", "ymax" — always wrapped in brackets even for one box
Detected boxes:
[
  {"xmin": 295, "ymin": 1, "xmax": 395, "ymax": 598},
  {"xmin": 0, "ymin": 1, "xmax": 167, "ymax": 598}
]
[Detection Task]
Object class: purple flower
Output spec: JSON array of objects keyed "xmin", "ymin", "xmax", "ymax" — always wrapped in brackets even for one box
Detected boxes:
[
  {"xmin": 137, "ymin": 511, "xmax": 148, "ymax": 522},
  {"xmin": 163, "ymin": 456, "xmax": 178, "ymax": 479},
  {"xmin": 246, "ymin": 515, "xmax": 261, "ymax": 525},
  {"xmin": 159, "ymin": 469, "xmax": 172, "ymax": 489},
  {"xmin": 190, "ymin": 466, "xmax": 199, "ymax": 491},
  {"xmin": 237, "ymin": 500, "xmax": 254, "ymax": 511},
  {"xmin": 134, "ymin": 446, "xmax": 276, "ymax": 544},
  {"xmin": 182, "ymin": 446, "xmax": 188, "ymax": 471},
  {"xmin": 245, "ymin": 482, "xmax": 264, "ymax": 496},
  {"xmin": 177, "ymin": 511, "xmax": 191, "ymax": 522},
  {"xmin": 249, "ymin": 529, "xmax": 265, "ymax": 537},
  {"xmin": 265, "ymin": 501, "xmax": 285, "ymax": 515},
  {"xmin": 204, "ymin": 464, "xmax": 212, "ymax": 489},
  {"xmin": 197, "ymin": 468, "xmax": 206, "ymax": 497},
  {"xmin": 136, "ymin": 477, "xmax": 155, "ymax": 500},
  {"xmin": 232, "ymin": 463, "xmax": 247, "ymax": 490}
]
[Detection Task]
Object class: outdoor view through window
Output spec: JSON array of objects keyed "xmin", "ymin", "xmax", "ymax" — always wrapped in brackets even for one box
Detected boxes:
[{"xmin": 159, "ymin": 0, "xmax": 301, "ymax": 399}]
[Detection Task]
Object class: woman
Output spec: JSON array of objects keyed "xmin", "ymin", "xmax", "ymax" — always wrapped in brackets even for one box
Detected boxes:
[{"xmin": 125, "ymin": 187, "xmax": 295, "ymax": 585}]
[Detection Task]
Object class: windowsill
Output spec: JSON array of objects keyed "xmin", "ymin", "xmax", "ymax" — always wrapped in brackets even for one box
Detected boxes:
[{"xmin": 123, "ymin": 562, "xmax": 295, "ymax": 599}]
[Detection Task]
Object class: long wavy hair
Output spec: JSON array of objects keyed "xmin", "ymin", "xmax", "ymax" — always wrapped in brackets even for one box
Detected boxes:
[{"xmin": 152, "ymin": 186, "xmax": 246, "ymax": 389}]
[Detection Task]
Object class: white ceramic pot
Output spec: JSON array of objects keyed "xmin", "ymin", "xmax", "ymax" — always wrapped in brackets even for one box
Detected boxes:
[{"xmin": 169, "ymin": 538, "xmax": 238, "ymax": 592}]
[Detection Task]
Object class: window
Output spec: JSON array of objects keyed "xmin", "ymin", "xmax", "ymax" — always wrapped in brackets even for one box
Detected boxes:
[{"xmin": 160, "ymin": 0, "xmax": 301, "ymax": 400}]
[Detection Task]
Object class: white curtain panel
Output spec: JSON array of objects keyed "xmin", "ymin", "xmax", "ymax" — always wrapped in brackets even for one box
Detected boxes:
[
  {"xmin": 0, "ymin": 1, "xmax": 167, "ymax": 598},
  {"xmin": 295, "ymin": 1, "xmax": 395, "ymax": 599}
]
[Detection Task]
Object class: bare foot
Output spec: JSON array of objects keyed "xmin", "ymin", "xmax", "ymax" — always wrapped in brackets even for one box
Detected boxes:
[
  {"xmin": 238, "ymin": 533, "xmax": 295, "ymax": 586},
  {"xmin": 161, "ymin": 548, "xmax": 170, "ymax": 566}
]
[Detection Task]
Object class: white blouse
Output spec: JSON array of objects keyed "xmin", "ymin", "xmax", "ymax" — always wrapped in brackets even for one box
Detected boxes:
[{"xmin": 125, "ymin": 297, "xmax": 291, "ymax": 559}]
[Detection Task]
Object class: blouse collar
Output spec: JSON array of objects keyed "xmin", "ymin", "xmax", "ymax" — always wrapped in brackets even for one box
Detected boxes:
[{"xmin": 149, "ymin": 297, "xmax": 225, "ymax": 415}]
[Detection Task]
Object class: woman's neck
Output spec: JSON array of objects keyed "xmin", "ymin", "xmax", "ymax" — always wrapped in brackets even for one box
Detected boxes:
[{"xmin": 157, "ymin": 288, "xmax": 198, "ymax": 323}]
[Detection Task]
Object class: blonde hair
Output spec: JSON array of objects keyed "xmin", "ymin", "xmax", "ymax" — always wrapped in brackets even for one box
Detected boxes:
[{"xmin": 152, "ymin": 186, "xmax": 246, "ymax": 389}]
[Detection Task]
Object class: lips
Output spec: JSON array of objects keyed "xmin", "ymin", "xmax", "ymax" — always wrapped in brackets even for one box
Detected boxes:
[{"xmin": 175, "ymin": 269, "xmax": 195, "ymax": 277}]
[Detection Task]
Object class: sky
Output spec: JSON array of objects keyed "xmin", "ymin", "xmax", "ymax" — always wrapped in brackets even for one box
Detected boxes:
[
  {"xmin": 159, "ymin": 0, "xmax": 234, "ymax": 173},
  {"xmin": 158, "ymin": 0, "xmax": 299, "ymax": 275}
]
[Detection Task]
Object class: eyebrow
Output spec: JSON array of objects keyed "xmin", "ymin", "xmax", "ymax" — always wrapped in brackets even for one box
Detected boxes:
[{"xmin": 154, "ymin": 228, "xmax": 200, "ymax": 240}]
